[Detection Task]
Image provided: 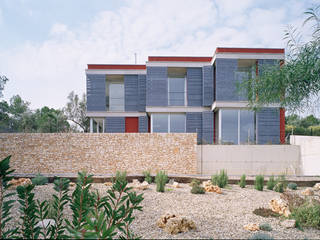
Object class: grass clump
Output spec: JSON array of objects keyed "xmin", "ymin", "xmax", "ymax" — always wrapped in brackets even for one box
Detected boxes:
[
  {"xmin": 255, "ymin": 175, "xmax": 264, "ymax": 191},
  {"xmin": 273, "ymin": 182, "xmax": 284, "ymax": 193},
  {"xmin": 190, "ymin": 179, "xmax": 205, "ymax": 194},
  {"xmin": 259, "ymin": 223, "xmax": 272, "ymax": 231},
  {"xmin": 249, "ymin": 233, "xmax": 274, "ymax": 240},
  {"xmin": 276, "ymin": 175, "xmax": 288, "ymax": 189},
  {"xmin": 239, "ymin": 174, "xmax": 246, "ymax": 188},
  {"xmin": 155, "ymin": 171, "xmax": 168, "ymax": 192},
  {"xmin": 288, "ymin": 182, "xmax": 298, "ymax": 190},
  {"xmin": 291, "ymin": 201, "xmax": 320, "ymax": 229},
  {"xmin": 31, "ymin": 173, "xmax": 48, "ymax": 186},
  {"xmin": 266, "ymin": 176, "xmax": 276, "ymax": 190},
  {"xmin": 253, "ymin": 207, "xmax": 280, "ymax": 218},
  {"xmin": 211, "ymin": 169, "xmax": 228, "ymax": 188},
  {"xmin": 143, "ymin": 170, "xmax": 153, "ymax": 184},
  {"xmin": 114, "ymin": 170, "xmax": 127, "ymax": 184}
]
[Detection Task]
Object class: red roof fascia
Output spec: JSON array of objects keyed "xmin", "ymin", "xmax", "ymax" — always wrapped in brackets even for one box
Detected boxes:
[
  {"xmin": 148, "ymin": 56, "xmax": 212, "ymax": 62},
  {"xmin": 88, "ymin": 64, "xmax": 146, "ymax": 70},
  {"xmin": 215, "ymin": 48, "xmax": 285, "ymax": 54}
]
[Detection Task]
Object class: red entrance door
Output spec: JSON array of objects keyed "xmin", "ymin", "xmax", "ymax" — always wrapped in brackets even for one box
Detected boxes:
[{"xmin": 125, "ymin": 117, "xmax": 139, "ymax": 133}]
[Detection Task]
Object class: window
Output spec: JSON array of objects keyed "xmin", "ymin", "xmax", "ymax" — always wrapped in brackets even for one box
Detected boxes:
[
  {"xmin": 152, "ymin": 113, "xmax": 186, "ymax": 133},
  {"xmin": 220, "ymin": 109, "xmax": 255, "ymax": 144},
  {"xmin": 168, "ymin": 78, "xmax": 185, "ymax": 106},
  {"xmin": 109, "ymin": 83, "xmax": 124, "ymax": 111}
]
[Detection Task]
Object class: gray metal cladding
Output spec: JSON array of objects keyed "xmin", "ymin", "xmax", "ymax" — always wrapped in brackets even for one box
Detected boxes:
[
  {"xmin": 202, "ymin": 111, "xmax": 214, "ymax": 144},
  {"xmin": 86, "ymin": 74, "xmax": 106, "ymax": 111},
  {"xmin": 146, "ymin": 67, "xmax": 168, "ymax": 106},
  {"xmin": 187, "ymin": 68, "xmax": 203, "ymax": 106},
  {"xmin": 138, "ymin": 75, "xmax": 146, "ymax": 112},
  {"xmin": 138, "ymin": 116, "xmax": 148, "ymax": 132},
  {"xmin": 202, "ymin": 66, "xmax": 214, "ymax": 106},
  {"xmin": 215, "ymin": 58, "xmax": 239, "ymax": 101},
  {"xmin": 124, "ymin": 75, "xmax": 139, "ymax": 111},
  {"xmin": 186, "ymin": 112, "xmax": 202, "ymax": 144},
  {"xmin": 105, "ymin": 117, "xmax": 125, "ymax": 133},
  {"xmin": 256, "ymin": 108, "xmax": 280, "ymax": 144}
]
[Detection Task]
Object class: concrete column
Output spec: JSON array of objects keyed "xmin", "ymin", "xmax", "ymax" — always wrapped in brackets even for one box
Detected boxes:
[
  {"xmin": 90, "ymin": 118, "xmax": 93, "ymax": 133},
  {"xmin": 102, "ymin": 118, "xmax": 105, "ymax": 133},
  {"xmin": 97, "ymin": 121, "xmax": 99, "ymax": 133}
]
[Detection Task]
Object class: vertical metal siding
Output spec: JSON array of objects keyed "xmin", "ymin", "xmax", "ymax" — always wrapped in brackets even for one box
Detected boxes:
[
  {"xmin": 124, "ymin": 75, "xmax": 139, "ymax": 111},
  {"xmin": 215, "ymin": 58, "xmax": 238, "ymax": 101},
  {"xmin": 86, "ymin": 74, "xmax": 106, "ymax": 111},
  {"xmin": 202, "ymin": 66, "xmax": 214, "ymax": 106},
  {"xmin": 138, "ymin": 116, "xmax": 148, "ymax": 133},
  {"xmin": 202, "ymin": 111, "xmax": 214, "ymax": 144},
  {"xmin": 187, "ymin": 68, "xmax": 203, "ymax": 106},
  {"xmin": 146, "ymin": 67, "xmax": 168, "ymax": 106},
  {"xmin": 256, "ymin": 108, "xmax": 280, "ymax": 144},
  {"xmin": 105, "ymin": 117, "xmax": 125, "ymax": 133},
  {"xmin": 138, "ymin": 75, "xmax": 146, "ymax": 112},
  {"xmin": 186, "ymin": 112, "xmax": 202, "ymax": 144}
]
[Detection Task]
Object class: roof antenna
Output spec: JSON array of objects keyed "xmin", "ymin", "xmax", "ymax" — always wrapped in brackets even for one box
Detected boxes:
[{"xmin": 134, "ymin": 53, "xmax": 137, "ymax": 64}]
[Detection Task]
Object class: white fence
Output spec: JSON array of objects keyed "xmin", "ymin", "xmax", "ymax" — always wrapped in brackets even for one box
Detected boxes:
[
  {"xmin": 290, "ymin": 135, "xmax": 320, "ymax": 175},
  {"xmin": 197, "ymin": 145, "xmax": 300, "ymax": 175}
]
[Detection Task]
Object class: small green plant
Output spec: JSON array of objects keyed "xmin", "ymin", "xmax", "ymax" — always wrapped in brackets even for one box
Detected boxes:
[
  {"xmin": 31, "ymin": 173, "xmax": 48, "ymax": 185},
  {"xmin": 143, "ymin": 170, "xmax": 153, "ymax": 184},
  {"xmin": 155, "ymin": 171, "xmax": 168, "ymax": 192},
  {"xmin": 239, "ymin": 174, "xmax": 246, "ymax": 188},
  {"xmin": 211, "ymin": 169, "xmax": 228, "ymax": 188},
  {"xmin": 190, "ymin": 179, "xmax": 205, "ymax": 194},
  {"xmin": 266, "ymin": 176, "xmax": 276, "ymax": 190},
  {"xmin": 273, "ymin": 182, "xmax": 284, "ymax": 193},
  {"xmin": 276, "ymin": 174, "xmax": 288, "ymax": 189},
  {"xmin": 255, "ymin": 175, "xmax": 264, "ymax": 191},
  {"xmin": 114, "ymin": 170, "xmax": 127, "ymax": 184},
  {"xmin": 288, "ymin": 182, "xmax": 298, "ymax": 190},
  {"xmin": 291, "ymin": 201, "xmax": 320, "ymax": 229},
  {"xmin": 259, "ymin": 223, "xmax": 272, "ymax": 231},
  {"xmin": 249, "ymin": 233, "xmax": 274, "ymax": 240}
]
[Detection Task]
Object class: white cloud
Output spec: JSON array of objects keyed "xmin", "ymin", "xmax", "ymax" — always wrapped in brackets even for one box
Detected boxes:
[{"xmin": 0, "ymin": 0, "xmax": 311, "ymax": 109}]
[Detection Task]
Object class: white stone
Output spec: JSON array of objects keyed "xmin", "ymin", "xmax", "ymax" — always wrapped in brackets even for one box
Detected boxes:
[
  {"xmin": 313, "ymin": 183, "xmax": 320, "ymax": 190},
  {"xmin": 280, "ymin": 219, "xmax": 296, "ymax": 228},
  {"xmin": 35, "ymin": 219, "xmax": 56, "ymax": 229}
]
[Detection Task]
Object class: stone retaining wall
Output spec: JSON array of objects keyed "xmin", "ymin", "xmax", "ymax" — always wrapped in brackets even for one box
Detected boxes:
[{"xmin": 0, "ymin": 133, "xmax": 197, "ymax": 175}]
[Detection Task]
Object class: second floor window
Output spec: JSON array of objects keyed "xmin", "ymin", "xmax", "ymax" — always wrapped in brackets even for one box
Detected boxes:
[
  {"xmin": 168, "ymin": 77, "xmax": 185, "ymax": 106},
  {"xmin": 109, "ymin": 83, "xmax": 124, "ymax": 111}
]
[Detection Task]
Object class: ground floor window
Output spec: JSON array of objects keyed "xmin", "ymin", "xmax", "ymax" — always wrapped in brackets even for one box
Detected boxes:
[
  {"xmin": 219, "ymin": 109, "xmax": 255, "ymax": 144},
  {"xmin": 152, "ymin": 113, "xmax": 186, "ymax": 133}
]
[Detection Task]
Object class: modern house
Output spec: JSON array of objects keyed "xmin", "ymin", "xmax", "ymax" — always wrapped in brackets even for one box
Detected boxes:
[{"xmin": 86, "ymin": 47, "xmax": 285, "ymax": 144}]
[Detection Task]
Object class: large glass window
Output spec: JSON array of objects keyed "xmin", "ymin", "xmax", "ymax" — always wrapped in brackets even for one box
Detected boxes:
[
  {"xmin": 152, "ymin": 114, "xmax": 186, "ymax": 133},
  {"xmin": 109, "ymin": 83, "xmax": 124, "ymax": 111},
  {"xmin": 220, "ymin": 109, "xmax": 255, "ymax": 144},
  {"xmin": 168, "ymin": 78, "xmax": 185, "ymax": 106}
]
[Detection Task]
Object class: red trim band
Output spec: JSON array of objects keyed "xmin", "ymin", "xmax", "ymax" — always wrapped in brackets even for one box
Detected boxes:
[
  {"xmin": 148, "ymin": 56, "xmax": 212, "ymax": 62},
  {"xmin": 88, "ymin": 64, "xmax": 146, "ymax": 70},
  {"xmin": 215, "ymin": 48, "xmax": 285, "ymax": 54}
]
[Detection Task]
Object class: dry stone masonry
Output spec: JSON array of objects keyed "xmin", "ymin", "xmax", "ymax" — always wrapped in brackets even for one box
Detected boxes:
[{"xmin": 0, "ymin": 133, "xmax": 197, "ymax": 175}]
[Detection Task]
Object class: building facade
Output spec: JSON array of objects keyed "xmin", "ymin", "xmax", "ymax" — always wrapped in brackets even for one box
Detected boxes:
[{"xmin": 86, "ymin": 47, "xmax": 285, "ymax": 144}]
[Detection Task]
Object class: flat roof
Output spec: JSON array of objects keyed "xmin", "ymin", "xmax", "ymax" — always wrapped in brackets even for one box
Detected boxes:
[
  {"xmin": 148, "ymin": 56, "xmax": 212, "ymax": 62},
  {"xmin": 215, "ymin": 47, "xmax": 285, "ymax": 54},
  {"xmin": 87, "ymin": 64, "xmax": 146, "ymax": 70}
]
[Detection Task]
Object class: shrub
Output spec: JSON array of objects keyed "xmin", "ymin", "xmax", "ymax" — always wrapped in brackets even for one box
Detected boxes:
[
  {"xmin": 255, "ymin": 175, "xmax": 264, "ymax": 191},
  {"xmin": 249, "ymin": 233, "xmax": 274, "ymax": 240},
  {"xmin": 211, "ymin": 169, "xmax": 228, "ymax": 188},
  {"xmin": 190, "ymin": 179, "xmax": 205, "ymax": 194},
  {"xmin": 31, "ymin": 173, "xmax": 48, "ymax": 185},
  {"xmin": 239, "ymin": 174, "xmax": 246, "ymax": 188},
  {"xmin": 276, "ymin": 174, "xmax": 288, "ymax": 189},
  {"xmin": 266, "ymin": 176, "xmax": 276, "ymax": 190},
  {"xmin": 253, "ymin": 207, "xmax": 280, "ymax": 218},
  {"xmin": 273, "ymin": 182, "xmax": 284, "ymax": 193},
  {"xmin": 155, "ymin": 171, "xmax": 168, "ymax": 192},
  {"xmin": 114, "ymin": 170, "xmax": 127, "ymax": 184},
  {"xmin": 143, "ymin": 170, "xmax": 153, "ymax": 184},
  {"xmin": 291, "ymin": 201, "xmax": 320, "ymax": 229},
  {"xmin": 288, "ymin": 182, "xmax": 298, "ymax": 190},
  {"xmin": 281, "ymin": 192, "xmax": 305, "ymax": 211},
  {"xmin": 259, "ymin": 223, "xmax": 272, "ymax": 231}
]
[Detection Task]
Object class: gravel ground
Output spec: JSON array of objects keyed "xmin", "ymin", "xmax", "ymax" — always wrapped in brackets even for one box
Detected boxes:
[{"xmin": 5, "ymin": 183, "xmax": 320, "ymax": 239}]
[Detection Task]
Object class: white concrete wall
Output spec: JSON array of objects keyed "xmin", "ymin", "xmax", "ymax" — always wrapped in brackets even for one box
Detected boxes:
[
  {"xmin": 290, "ymin": 135, "xmax": 320, "ymax": 176},
  {"xmin": 197, "ymin": 145, "xmax": 300, "ymax": 175}
]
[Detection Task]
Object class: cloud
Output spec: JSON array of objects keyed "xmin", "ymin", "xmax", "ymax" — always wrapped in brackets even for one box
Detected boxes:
[{"xmin": 0, "ymin": 0, "xmax": 311, "ymax": 109}]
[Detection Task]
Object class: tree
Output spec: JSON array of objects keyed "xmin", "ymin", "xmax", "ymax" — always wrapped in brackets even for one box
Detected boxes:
[
  {"xmin": 64, "ymin": 91, "xmax": 89, "ymax": 132},
  {"xmin": 34, "ymin": 107, "xmax": 70, "ymax": 133},
  {"xmin": 0, "ymin": 75, "xmax": 8, "ymax": 98},
  {"xmin": 242, "ymin": 5, "xmax": 320, "ymax": 113}
]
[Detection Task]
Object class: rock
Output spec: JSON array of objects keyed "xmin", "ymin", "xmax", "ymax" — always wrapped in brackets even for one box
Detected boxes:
[
  {"xmin": 302, "ymin": 188, "xmax": 314, "ymax": 196},
  {"xmin": 157, "ymin": 213, "xmax": 196, "ymax": 234},
  {"xmin": 202, "ymin": 180, "xmax": 212, "ymax": 188},
  {"xmin": 8, "ymin": 178, "xmax": 32, "ymax": 189},
  {"xmin": 35, "ymin": 219, "xmax": 56, "ymax": 228},
  {"xmin": 133, "ymin": 181, "xmax": 149, "ymax": 190},
  {"xmin": 172, "ymin": 182, "xmax": 180, "ymax": 188},
  {"xmin": 132, "ymin": 179, "xmax": 140, "ymax": 185},
  {"xmin": 280, "ymin": 219, "xmax": 296, "ymax": 229},
  {"xmin": 103, "ymin": 182, "xmax": 113, "ymax": 186},
  {"xmin": 202, "ymin": 181, "xmax": 222, "ymax": 194},
  {"xmin": 69, "ymin": 182, "xmax": 76, "ymax": 187},
  {"xmin": 243, "ymin": 223, "xmax": 260, "ymax": 231},
  {"xmin": 314, "ymin": 183, "xmax": 320, "ymax": 191},
  {"xmin": 269, "ymin": 198, "xmax": 291, "ymax": 217}
]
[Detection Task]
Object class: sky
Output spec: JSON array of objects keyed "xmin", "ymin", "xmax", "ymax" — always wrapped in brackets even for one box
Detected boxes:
[{"xmin": 0, "ymin": 0, "xmax": 319, "ymax": 110}]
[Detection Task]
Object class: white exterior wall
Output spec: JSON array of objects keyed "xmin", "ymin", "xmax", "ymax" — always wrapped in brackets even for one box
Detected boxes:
[
  {"xmin": 197, "ymin": 145, "xmax": 300, "ymax": 175},
  {"xmin": 290, "ymin": 135, "xmax": 320, "ymax": 175}
]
